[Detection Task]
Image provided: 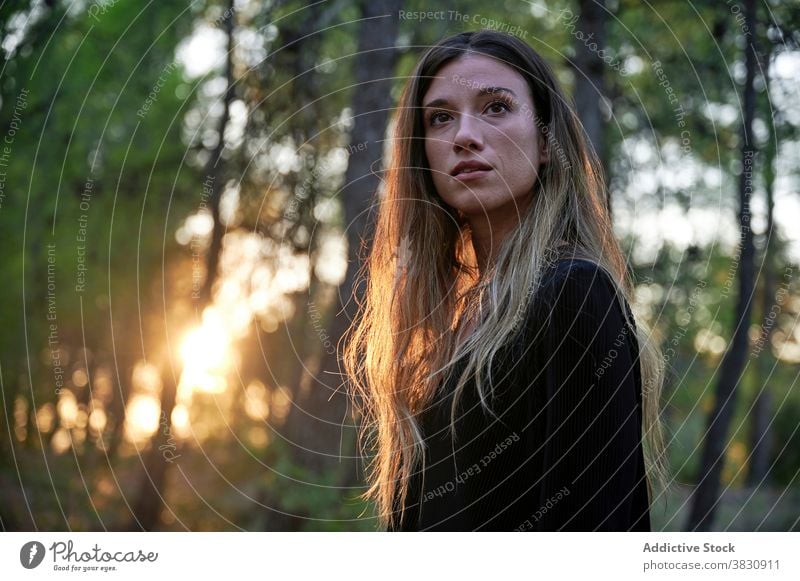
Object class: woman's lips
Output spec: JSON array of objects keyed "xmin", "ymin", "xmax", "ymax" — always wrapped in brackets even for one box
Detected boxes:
[{"xmin": 452, "ymin": 168, "xmax": 492, "ymax": 181}]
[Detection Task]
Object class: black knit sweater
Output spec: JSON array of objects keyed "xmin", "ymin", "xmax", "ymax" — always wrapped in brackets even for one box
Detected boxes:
[{"xmin": 389, "ymin": 257, "xmax": 651, "ymax": 531}]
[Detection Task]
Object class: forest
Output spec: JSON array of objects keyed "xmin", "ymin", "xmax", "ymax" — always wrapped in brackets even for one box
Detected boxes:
[{"xmin": 0, "ymin": 0, "xmax": 799, "ymax": 532}]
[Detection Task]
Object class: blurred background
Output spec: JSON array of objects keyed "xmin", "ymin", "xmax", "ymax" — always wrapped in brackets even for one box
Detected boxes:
[{"xmin": 0, "ymin": 0, "xmax": 798, "ymax": 532}]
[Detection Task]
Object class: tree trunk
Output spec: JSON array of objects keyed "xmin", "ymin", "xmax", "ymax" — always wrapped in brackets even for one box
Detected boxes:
[
  {"xmin": 255, "ymin": 0, "xmax": 330, "ymax": 532},
  {"xmin": 573, "ymin": 0, "xmax": 610, "ymax": 215},
  {"xmin": 198, "ymin": 0, "xmax": 236, "ymax": 307},
  {"xmin": 687, "ymin": 0, "xmax": 758, "ymax": 531},
  {"xmin": 105, "ymin": 354, "xmax": 133, "ymax": 461},
  {"xmin": 748, "ymin": 50, "xmax": 778, "ymax": 487},
  {"xmin": 264, "ymin": 0, "xmax": 403, "ymax": 530},
  {"xmin": 125, "ymin": 360, "xmax": 180, "ymax": 531},
  {"xmin": 126, "ymin": 0, "xmax": 236, "ymax": 530}
]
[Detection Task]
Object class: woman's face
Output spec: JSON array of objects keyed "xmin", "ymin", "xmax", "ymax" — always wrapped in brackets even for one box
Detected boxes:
[{"xmin": 421, "ymin": 53, "xmax": 548, "ymax": 221}]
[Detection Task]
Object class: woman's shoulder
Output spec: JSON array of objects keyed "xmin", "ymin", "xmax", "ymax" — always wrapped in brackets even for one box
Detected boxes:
[
  {"xmin": 538, "ymin": 257, "xmax": 617, "ymax": 304},
  {"xmin": 545, "ymin": 256, "xmax": 609, "ymax": 282},
  {"xmin": 528, "ymin": 256, "xmax": 635, "ymax": 335}
]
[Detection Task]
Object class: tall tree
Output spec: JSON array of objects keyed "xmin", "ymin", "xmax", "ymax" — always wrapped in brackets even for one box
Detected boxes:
[
  {"xmin": 128, "ymin": 0, "xmax": 237, "ymax": 531},
  {"xmin": 0, "ymin": 0, "xmax": 197, "ymax": 530},
  {"xmin": 687, "ymin": 0, "xmax": 759, "ymax": 531},
  {"xmin": 263, "ymin": 0, "xmax": 404, "ymax": 530},
  {"xmin": 746, "ymin": 12, "xmax": 800, "ymax": 487},
  {"xmin": 747, "ymin": 46, "xmax": 778, "ymax": 488},
  {"xmin": 572, "ymin": 0, "xmax": 610, "ymax": 214}
]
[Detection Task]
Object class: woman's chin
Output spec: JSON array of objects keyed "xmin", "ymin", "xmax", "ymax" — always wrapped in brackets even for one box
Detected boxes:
[{"xmin": 445, "ymin": 195, "xmax": 530, "ymax": 221}]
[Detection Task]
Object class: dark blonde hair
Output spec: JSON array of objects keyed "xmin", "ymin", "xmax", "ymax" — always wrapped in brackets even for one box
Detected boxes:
[{"xmin": 343, "ymin": 29, "xmax": 666, "ymax": 531}]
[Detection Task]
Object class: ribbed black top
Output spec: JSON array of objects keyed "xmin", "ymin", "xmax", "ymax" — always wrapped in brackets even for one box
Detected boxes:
[{"xmin": 389, "ymin": 257, "xmax": 651, "ymax": 531}]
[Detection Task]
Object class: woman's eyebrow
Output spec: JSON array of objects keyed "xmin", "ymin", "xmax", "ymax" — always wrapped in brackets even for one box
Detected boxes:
[{"xmin": 423, "ymin": 86, "xmax": 518, "ymax": 110}]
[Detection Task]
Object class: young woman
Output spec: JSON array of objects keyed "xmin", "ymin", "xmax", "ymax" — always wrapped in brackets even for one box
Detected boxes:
[{"xmin": 344, "ymin": 29, "xmax": 666, "ymax": 531}]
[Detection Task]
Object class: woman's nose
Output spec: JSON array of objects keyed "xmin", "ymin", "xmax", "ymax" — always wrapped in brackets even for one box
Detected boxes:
[{"xmin": 452, "ymin": 114, "xmax": 484, "ymax": 151}]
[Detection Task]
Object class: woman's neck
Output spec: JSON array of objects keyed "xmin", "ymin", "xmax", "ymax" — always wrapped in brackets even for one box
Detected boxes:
[{"xmin": 465, "ymin": 194, "xmax": 535, "ymax": 276}]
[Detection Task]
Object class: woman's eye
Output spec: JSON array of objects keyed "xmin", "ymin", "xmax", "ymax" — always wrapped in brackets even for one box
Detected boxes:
[
  {"xmin": 428, "ymin": 101, "xmax": 510, "ymax": 126},
  {"xmin": 486, "ymin": 100, "xmax": 511, "ymax": 114},
  {"xmin": 429, "ymin": 111, "xmax": 450, "ymax": 125}
]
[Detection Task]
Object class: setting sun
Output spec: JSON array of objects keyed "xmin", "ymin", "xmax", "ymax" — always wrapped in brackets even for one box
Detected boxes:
[{"xmin": 179, "ymin": 307, "xmax": 233, "ymax": 397}]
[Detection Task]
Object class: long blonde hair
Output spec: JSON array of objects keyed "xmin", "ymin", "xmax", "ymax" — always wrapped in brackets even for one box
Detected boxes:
[{"xmin": 343, "ymin": 29, "xmax": 667, "ymax": 531}]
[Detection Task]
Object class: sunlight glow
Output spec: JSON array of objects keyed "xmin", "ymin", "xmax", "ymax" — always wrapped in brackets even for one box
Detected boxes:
[
  {"xmin": 88, "ymin": 407, "xmax": 107, "ymax": 435},
  {"xmin": 57, "ymin": 391, "xmax": 79, "ymax": 429},
  {"xmin": 51, "ymin": 428, "xmax": 71, "ymax": 455},
  {"xmin": 171, "ymin": 404, "xmax": 191, "ymax": 439},
  {"xmin": 132, "ymin": 361, "xmax": 162, "ymax": 394},
  {"xmin": 179, "ymin": 307, "xmax": 233, "ymax": 399},
  {"xmin": 244, "ymin": 380, "xmax": 270, "ymax": 421},
  {"xmin": 124, "ymin": 395, "xmax": 160, "ymax": 443},
  {"xmin": 36, "ymin": 403, "xmax": 55, "ymax": 433},
  {"xmin": 694, "ymin": 328, "xmax": 727, "ymax": 356},
  {"xmin": 175, "ymin": 23, "xmax": 226, "ymax": 78}
]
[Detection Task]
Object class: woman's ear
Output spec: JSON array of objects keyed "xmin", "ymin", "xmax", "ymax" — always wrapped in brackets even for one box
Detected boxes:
[{"xmin": 538, "ymin": 135, "xmax": 549, "ymax": 164}]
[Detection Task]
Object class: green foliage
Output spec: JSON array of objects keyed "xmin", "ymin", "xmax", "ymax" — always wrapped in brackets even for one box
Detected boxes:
[{"xmin": 1, "ymin": 0, "xmax": 798, "ymax": 532}]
